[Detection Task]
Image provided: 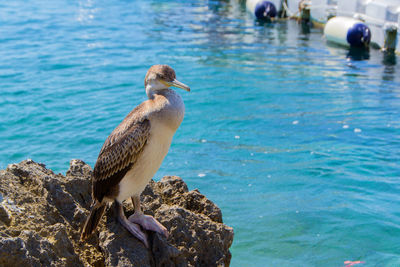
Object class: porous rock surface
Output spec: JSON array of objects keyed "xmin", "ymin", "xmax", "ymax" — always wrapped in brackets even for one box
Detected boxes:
[{"xmin": 0, "ymin": 159, "xmax": 234, "ymax": 267}]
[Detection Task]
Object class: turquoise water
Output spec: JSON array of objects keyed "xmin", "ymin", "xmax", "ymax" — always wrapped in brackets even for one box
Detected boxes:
[{"xmin": 1, "ymin": 0, "xmax": 400, "ymax": 266}]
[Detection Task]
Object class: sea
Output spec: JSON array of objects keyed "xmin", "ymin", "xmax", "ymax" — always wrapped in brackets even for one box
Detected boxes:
[{"xmin": 1, "ymin": 0, "xmax": 400, "ymax": 266}]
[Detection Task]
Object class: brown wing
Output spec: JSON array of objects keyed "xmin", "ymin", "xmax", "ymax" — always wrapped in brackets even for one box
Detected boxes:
[{"xmin": 92, "ymin": 117, "xmax": 151, "ymax": 203}]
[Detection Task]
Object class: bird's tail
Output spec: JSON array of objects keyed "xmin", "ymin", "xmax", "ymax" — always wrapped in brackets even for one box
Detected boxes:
[{"xmin": 80, "ymin": 202, "xmax": 106, "ymax": 241}]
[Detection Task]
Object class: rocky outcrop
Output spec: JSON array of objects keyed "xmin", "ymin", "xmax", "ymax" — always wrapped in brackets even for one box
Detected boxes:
[{"xmin": 0, "ymin": 159, "xmax": 234, "ymax": 267}]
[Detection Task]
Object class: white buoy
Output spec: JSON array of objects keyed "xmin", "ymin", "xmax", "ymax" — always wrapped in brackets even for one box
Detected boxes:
[
  {"xmin": 246, "ymin": 0, "xmax": 278, "ymax": 20},
  {"xmin": 324, "ymin": 16, "xmax": 371, "ymax": 47}
]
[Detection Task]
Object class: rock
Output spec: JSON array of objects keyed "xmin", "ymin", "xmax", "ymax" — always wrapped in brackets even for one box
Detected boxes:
[
  {"xmin": 0, "ymin": 229, "xmax": 83, "ymax": 267},
  {"xmin": 0, "ymin": 159, "xmax": 234, "ymax": 266},
  {"xmin": 0, "ymin": 203, "xmax": 12, "ymax": 226}
]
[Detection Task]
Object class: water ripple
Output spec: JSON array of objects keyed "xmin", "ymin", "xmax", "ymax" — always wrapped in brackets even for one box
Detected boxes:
[{"xmin": 1, "ymin": 0, "xmax": 400, "ymax": 266}]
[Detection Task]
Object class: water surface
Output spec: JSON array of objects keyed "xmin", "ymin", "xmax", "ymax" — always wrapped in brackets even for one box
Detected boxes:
[{"xmin": 1, "ymin": 0, "xmax": 400, "ymax": 266}]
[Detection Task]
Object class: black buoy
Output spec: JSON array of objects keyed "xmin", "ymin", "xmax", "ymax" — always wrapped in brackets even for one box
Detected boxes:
[{"xmin": 255, "ymin": 1, "xmax": 277, "ymax": 20}]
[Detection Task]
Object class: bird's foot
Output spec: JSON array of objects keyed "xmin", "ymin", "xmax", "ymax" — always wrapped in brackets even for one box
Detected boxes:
[
  {"xmin": 118, "ymin": 212, "xmax": 149, "ymax": 247},
  {"xmin": 128, "ymin": 213, "xmax": 169, "ymax": 238}
]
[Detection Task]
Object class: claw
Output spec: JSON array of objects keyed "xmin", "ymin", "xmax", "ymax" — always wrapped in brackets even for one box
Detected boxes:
[
  {"xmin": 115, "ymin": 201, "xmax": 149, "ymax": 247},
  {"xmin": 120, "ymin": 218, "xmax": 149, "ymax": 248},
  {"xmin": 128, "ymin": 213, "xmax": 169, "ymax": 238}
]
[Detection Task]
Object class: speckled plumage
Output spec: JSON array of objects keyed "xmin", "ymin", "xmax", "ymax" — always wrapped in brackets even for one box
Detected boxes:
[{"xmin": 92, "ymin": 112, "xmax": 150, "ymax": 202}]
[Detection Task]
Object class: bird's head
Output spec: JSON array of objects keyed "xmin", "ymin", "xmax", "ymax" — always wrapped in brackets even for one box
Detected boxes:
[{"xmin": 144, "ymin": 65, "xmax": 190, "ymax": 97}]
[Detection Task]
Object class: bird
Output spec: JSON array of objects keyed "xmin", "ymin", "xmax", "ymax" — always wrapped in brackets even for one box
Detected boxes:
[{"xmin": 80, "ymin": 64, "xmax": 190, "ymax": 247}]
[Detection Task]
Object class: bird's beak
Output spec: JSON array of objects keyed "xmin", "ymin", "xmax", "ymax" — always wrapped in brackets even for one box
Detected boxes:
[{"xmin": 164, "ymin": 79, "xmax": 190, "ymax": 92}]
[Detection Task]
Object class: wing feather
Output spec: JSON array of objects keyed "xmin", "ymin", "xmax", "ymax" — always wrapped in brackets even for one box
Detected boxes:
[{"xmin": 92, "ymin": 116, "xmax": 151, "ymax": 202}]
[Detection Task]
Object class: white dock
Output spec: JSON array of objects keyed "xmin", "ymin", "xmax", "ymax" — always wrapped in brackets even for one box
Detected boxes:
[{"xmin": 283, "ymin": 0, "xmax": 400, "ymax": 52}]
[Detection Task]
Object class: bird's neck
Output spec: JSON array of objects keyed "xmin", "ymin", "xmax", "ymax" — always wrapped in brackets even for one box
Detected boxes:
[
  {"xmin": 146, "ymin": 86, "xmax": 178, "ymax": 103},
  {"xmin": 149, "ymin": 89, "xmax": 183, "ymax": 109},
  {"xmin": 146, "ymin": 80, "xmax": 169, "ymax": 99},
  {"xmin": 146, "ymin": 89, "xmax": 185, "ymax": 131}
]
